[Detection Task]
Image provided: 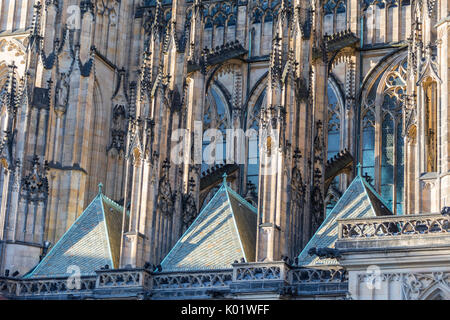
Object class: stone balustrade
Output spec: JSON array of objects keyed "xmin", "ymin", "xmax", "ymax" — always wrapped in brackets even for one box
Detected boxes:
[
  {"xmin": 233, "ymin": 262, "xmax": 287, "ymax": 282},
  {"xmin": 338, "ymin": 214, "xmax": 450, "ymax": 240},
  {"xmin": 96, "ymin": 269, "xmax": 152, "ymax": 290},
  {"xmin": 290, "ymin": 267, "xmax": 347, "ymax": 284},
  {"xmin": 0, "ymin": 276, "xmax": 96, "ymax": 298},
  {"xmin": 152, "ymin": 270, "xmax": 233, "ymax": 291},
  {"xmin": 0, "ymin": 264, "xmax": 349, "ymax": 299}
]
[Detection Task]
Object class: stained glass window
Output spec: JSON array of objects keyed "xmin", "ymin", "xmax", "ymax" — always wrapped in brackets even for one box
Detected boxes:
[
  {"xmin": 202, "ymin": 87, "xmax": 229, "ymax": 174},
  {"xmin": 327, "ymin": 112, "xmax": 340, "ymax": 160},
  {"xmin": 327, "ymin": 82, "xmax": 340, "ymax": 161},
  {"xmin": 362, "ymin": 110, "xmax": 375, "ymax": 181},
  {"xmin": 361, "ymin": 58, "xmax": 407, "ymax": 215},
  {"xmin": 247, "ymin": 89, "xmax": 265, "ymax": 192},
  {"xmin": 381, "ymin": 115, "xmax": 395, "ymax": 211},
  {"xmin": 326, "ymin": 82, "xmax": 343, "ymax": 215},
  {"xmin": 396, "ymin": 118, "xmax": 404, "ymax": 215}
]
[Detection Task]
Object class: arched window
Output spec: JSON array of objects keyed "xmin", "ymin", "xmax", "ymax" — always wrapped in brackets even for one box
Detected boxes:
[
  {"xmin": 327, "ymin": 114, "xmax": 340, "ymax": 159},
  {"xmin": 362, "ymin": 110, "xmax": 375, "ymax": 180},
  {"xmin": 327, "ymin": 81, "xmax": 342, "ymax": 159},
  {"xmin": 323, "ymin": 0, "xmax": 347, "ymax": 35},
  {"xmin": 381, "ymin": 114, "xmax": 394, "ymax": 210},
  {"xmin": 202, "ymin": 2, "xmax": 238, "ymax": 47},
  {"xmin": 423, "ymin": 78, "xmax": 438, "ymax": 172},
  {"xmin": 326, "ymin": 80, "xmax": 344, "ymax": 215},
  {"xmin": 202, "ymin": 86, "xmax": 231, "ymax": 174},
  {"xmin": 0, "ymin": 65, "xmax": 13, "ymax": 140},
  {"xmin": 246, "ymin": 88, "xmax": 265, "ymax": 193},
  {"xmin": 361, "ymin": 57, "xmax": 407, "ymax": 215},
  {"xmin": 396, "ymin": 117, "xmax": 404, "ymax": 215},
  {"xmin": 335, "ymin": 2, "xmax": 347, "ymax": 33}
]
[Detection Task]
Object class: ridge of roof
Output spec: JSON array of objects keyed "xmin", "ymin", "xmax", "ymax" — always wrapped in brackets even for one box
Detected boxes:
[
  {"xmin": 224, "ymin": 184, "xmax": 258, "ymax": 214},
  {"xmin": 99, "ymin": 191, "xmax": 127, "ymax": 269},
  {"xmin": 100, "ymin": 198, "xmax": 115, "ymax": 270},
  {"xmin": 100, "ymin": 193, "xmax": 125, "ymax": 212},
  {"xmin": 360, "ymin": 177, "xmax": 394, "ymax": 216},
  {"xmin": 225, "ymin": 189, "xmax": 248, "ymax": 262}
]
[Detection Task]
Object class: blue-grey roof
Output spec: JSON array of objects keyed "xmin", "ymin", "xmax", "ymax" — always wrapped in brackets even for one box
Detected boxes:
[
  {"xmin": 26, "ymin": 193, "xmax": 125, "ymax": 278},
  {"xmin": 161, "ymin": 182, "xmax": 257, "ymax": 272},
  {"xmin": 298, "ymin": 173, "xmax": 393, "ymax": 267}
]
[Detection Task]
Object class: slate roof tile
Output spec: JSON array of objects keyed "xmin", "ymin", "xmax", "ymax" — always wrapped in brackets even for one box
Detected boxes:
[
  {"xmin": 298, "ymin": 173, "xmax": 393, "ymax": 267},
  {"xmin": 26, "ymin": 193, "xmax": 125, "ymax": 278},
  {"xmin": 161, "ymin": 182, "xmax": 257, "ymax": 272}
]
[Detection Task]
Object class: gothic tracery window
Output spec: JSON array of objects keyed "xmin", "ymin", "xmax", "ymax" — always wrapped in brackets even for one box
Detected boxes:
[
  {"xmin": 361, "ymin": 57, "xmax": 407, "ymax": 215},
  {"xmin": 202, "ymin": 2, "xmax": 238, "ymax": 47},
  {"xmin": 202, "ymin": 85, "xmax": 231, "ymax": 174},
  {"xmin": 327, "ymin": 82, "xmax": 341, "ymax": 161},
  {"xmin": 381, "ymin": 114, "xmax": 395, "ymax": 210},
  {"xmin": 362, "ymin": 0, "xmax": 411, "ymax": 46},
  {"xmin": 246, "ymin": 89, "xmax": 265, "ymax": 194},
  {"xmin": 326, "ymin": 80, "xmax": 344, "ymax": 215},
  {"xmin": 423, "ymin": 77, "xmax": 437, "ymax": 173},
  {"xmin": 249, "ymin": 0, "xmax": 280, "ymax": 56},
  {"xmin": 323, "ymin": 0, "xmax": 347, "ymax": 35},
  {"xmin": 362, "ymin": 110, "xmax": 375, "ymax": 181}
]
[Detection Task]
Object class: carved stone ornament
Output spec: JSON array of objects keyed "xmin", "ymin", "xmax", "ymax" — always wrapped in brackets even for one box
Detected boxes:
[
  {"xmin": 55, "ymin": 73, "xmax": 69, "ymax": 116},
  {"xmin": 21, "ymin": 155, "xmax": 49, "ymax": 201},
  {"xmin": 157, "ymin": 159, "xmax": 176, "ymax": 217},
  {"xmin": 403, "ymin": 272, "xmax": 450, "ymax": 300}
]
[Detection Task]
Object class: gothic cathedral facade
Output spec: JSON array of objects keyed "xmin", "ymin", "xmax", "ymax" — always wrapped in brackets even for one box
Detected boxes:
[{"xmin": 0, "ymin": 0, "xmax": 448, "ymax": 300}]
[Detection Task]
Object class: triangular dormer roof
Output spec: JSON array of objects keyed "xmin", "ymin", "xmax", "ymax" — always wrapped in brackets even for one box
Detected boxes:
[
  {"xmin": 161, "ymin": 180, "xmax": 257, "ymax": 272},
  {"xmin": 298, "ymin": 170, "xmax": 393, "ymax": 267},
  {"xmin": 25, "ymin": 188, "xmax": 126, "ymax": 278}
]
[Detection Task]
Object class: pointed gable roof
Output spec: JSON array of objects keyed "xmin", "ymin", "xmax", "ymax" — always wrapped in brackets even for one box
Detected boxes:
[
  {"xmin": 161, "ymin": 180, "xmax": 257, "ymax": 272},
  {"xmin": 298, "ymin": 169, "xmax": 393, "ymax": 267},
  {"xmin": 26, "ymin": 187, "xmax": 126, "ymax": 278}
]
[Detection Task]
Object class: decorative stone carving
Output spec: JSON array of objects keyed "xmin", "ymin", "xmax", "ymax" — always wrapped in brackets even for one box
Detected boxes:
[
  {"xmin": 403, "ymin": 93, "xmax": 417, "ymax": 138},
  {"xmin": 97, "ymin": 269, "xmax": 151, "ymax": 290},
  {"xmin": 153, "ymin": 270, "xmax": 232, "ymax": 291},
  {"xmin": 157, "ymin": 159, "xmax": 176, "ymax": 217},
  {"xmin": 426, "ymin": 0, "xmax": 437, "ymax": 18},
  {"xmin": 0, "ymin": 134, "xmax": 11, "ymax": 169},
  {"xmin": 0, "ymin": 276, "xmax": 96, "ymax": 298},
  {"xmin": 311, "ymin": 168, "xmax": 324, "ymax": 233},
  {"xmin": 21, "ymin": 155, "xmax": 49, "ymax": 201},
  {"xmin": 295, "ymin": 76, "xmax": 309, "ymax": 102},
  {"xmin": 339, "ymin": 214, "xmax": 449, "ymax": 239},
  {"xmin": 234, "ymin": 263, "xmax": 283, "ymax": 281},
  {"xmin": 182, "ymin": 177, "xmax": 197, "ymax": 228},
  {"xmin": 291, "ymin": 149, "xmax": 305, "ymax": 216},
  {"xmin": 417, "ymin": 43, "xmax": 441, "ymax": 86},
  {"xmin": 313, "ymin": 120, "xmax": 323, "ymax": 164},
  {"xmin": 290, "ymin": 267, "xmax": 347, "ymax": 284},
  {"xmin": 109, "ymin": 104, "xmax": 127, "ymax": 153},
  {"xmin": 12, "ymin": 160, "xmax": 21, "ymax": 191},
  {"xmin": 55, "ymin": 73, "xmax": 69, "ymax": 116},
  {"xmin": 403, "ymin": 272, "xmax": 450, "ymax": 300}
]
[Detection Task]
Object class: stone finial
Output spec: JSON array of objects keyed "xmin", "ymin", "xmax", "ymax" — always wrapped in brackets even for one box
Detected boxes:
[
  {"xmin": 356, "ymin": 163, "xmax": 362, "ymax": 177},
  {"xmin": 223, "ymin": 173, "xmax": 228, "ymax": 185}
]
